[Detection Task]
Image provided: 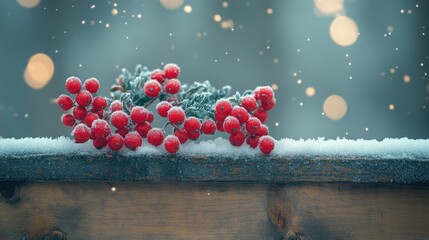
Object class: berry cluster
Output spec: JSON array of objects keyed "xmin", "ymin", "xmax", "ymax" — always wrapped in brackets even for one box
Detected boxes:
[{"xmin": 58, "ymin": 63, "xmax": 276, "ymax": 154}]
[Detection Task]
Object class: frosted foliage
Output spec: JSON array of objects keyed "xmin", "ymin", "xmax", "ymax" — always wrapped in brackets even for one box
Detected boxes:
[{"xmin": 0, "ymin": 137, "xmax": 428, "ymax": 159}]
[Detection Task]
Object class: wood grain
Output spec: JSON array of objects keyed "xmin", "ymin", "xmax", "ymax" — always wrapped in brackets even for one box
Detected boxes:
[
  {"xmin": 0, "ymin": 182, "xmax": 282, "ymax": 240},
  {"xmin": 1, "ymin": 153, "xmax": 428, "ymax": 183},
  {"xmin": 268, "ymin": 183, "xmax": 429, "ymax": 240}
]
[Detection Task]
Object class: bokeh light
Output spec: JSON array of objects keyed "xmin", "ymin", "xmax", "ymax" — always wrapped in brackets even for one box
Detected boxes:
[
  {"xmin": 160, "ymin": 0, "xmax": 184, "ymax": 10},
  {"xmin": 323, "ymin": 95, "xmax": 347, "ymax": 120},
  {"xmin": 329, "ymin": 16, "xmax": 359, "ymax": 47},
  {"xmin": 183, "ymin": 5, "xmax": 192, "ymax": 14},
  {"xmin": 306, "ymin": 87, "xmax": 316, "ymax": 97},
  {"xmin": 16, "ymin": 0, "xmax": 40, "ymax": 8},
  {"xmin": 403, "ymin": 75, "xmax": 411, "ymax": 83},
  {"xmin": 214, "ymin": 14, "xmax": 222, "ymax": 22},
  {"xmin": 314, "ymin": 0, "xmax": 343, "ymax": 16},
  {"xmin": 24, "ymin": 53, "xmax": 54, "ymax": 90}
]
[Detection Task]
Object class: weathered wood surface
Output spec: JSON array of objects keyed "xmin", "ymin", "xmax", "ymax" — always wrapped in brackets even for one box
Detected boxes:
[
  {"xmin": 1, "ymin": 153, "xmax": 429, "ymax": 183},
  {"xmin": 1, "ymin": 182, "xmax": 428, "ymax": 240}
]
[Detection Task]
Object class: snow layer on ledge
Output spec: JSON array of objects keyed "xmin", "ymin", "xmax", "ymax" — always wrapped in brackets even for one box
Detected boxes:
[{"xmin": 0, "ymin": 137, "xmax": 428, "ymax": 159}]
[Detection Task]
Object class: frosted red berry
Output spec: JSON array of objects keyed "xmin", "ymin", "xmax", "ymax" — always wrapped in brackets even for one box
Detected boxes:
[
  {"xmin": 261, "ymin": 98, "xmax": 276, "ymax": 111},
  {"xmin": 91, "ymin": 119, "xmax": 111, "ymax": 139},
  {"xmin": 124, "ymin": 132, "xmax": 142, "ymax": 150},
  {"xmin": 84, "ymin": 78, "xmax": 100, "ymax": 93},
  {"xmin": 115, "ymin": 127, "xmax": 129, "ymax": 138},
  {"xmin": 164, "ymin": 135, "xmax": 181, "ymax": 153},
  {"xmin": 110, "ymin": 100, "xmax": 123, "ymax": 112},
  {"xmin": 61, "ymin": 114, "xmax": 75, "ymax": 127},
  {"xmin": 241, "ymin": 95, "xmax": 257, "ymax": 112},
  {"xmin": 257, "ymin": 124, "xmax": 269, "ymax": 136},
  {"xmin": 144, "ymin": 80, "xmax": 162, "ymax": 98},
  {"xmin": 223, "ymin": 116, "xmax": 241, "ymax": 134},
  {"xmin": 130, "ymin": 106, "xmax": 147, "ymax": 124},
  {"xmin": 84, "ymin": 113, "xmax": 99, "ymax": 127},
  {"xmin": 187, "ymin": 131, "xmax": 201, "ymax": 141},
  {"xmin": 156, "ymin": 101, "xmax": 172, "ymax": 118},
  {"xmin": 216, "ymin": 121, "xmax": 225, "ymax": 132},
  {"xmin": 93, "ymin": 138, "xmax": 108, "ymax": 149},
  {"xmin": 163, "ymin": 63, "xmax": 180, "ymax": 79},
  {"xmin": 135, "ymin": 122, "xmax": 152, "ymax": 138},
  {"xmin": 57, "ymin": 94, "xmax": 74, "ymax": 111},
  {"xmin": 253, "ymin": 108, "xmax": 268, "ymax": 123},
  {"xmin": 92, "ymin": 96, "xmax": 107, "ymax": 111},
  {"xmin": 214, "ymin": 112, "xmax": 227, "ymax": 123},
  {"xmin": 108, "ymin": 134, "xmax": 124, "ymax": 151},
  {"xmin": 184, "ymin": 117, "xmax": 201, "ymax": 134},
  {"xmin": 165, "ymin": 79, "xmax": 181, "ymax": 95},
  {"xmin": 167, "ymin": 107, "xmax": 186, "ymax": 125},
  {"xmin": 73, "ymin": 106, "xmax": 87, "ymax": 120},
  {"xmin": 254, "ymin": 86, "xmax": 274, "ymax": 102},
  {"xmin": 65, "ymin": 77, "xmax": 82, "ymax": 94},
  {"xmin": 110, "ymin": 111, "xmax": 129, "ymax": 129},
  {"xmin": 245, "ymin": 117, "xmax": 262, "ymax": 134},
  {"xmin": 151, "ymin": 69, "xmax": 165, "ymax": 84},
  {"xmin": 75, "ymin": 90, "xmax": 93, "ymax": 107},
  {"xmin": 201, "ymin": 119, "xmax": 216, "ymax": 135},
  {"xmin": 229, "ymin": 131, "xmax": 245, "ymax": 147},
  {"xmin": 146, "ymin": 111, "xmax": 154, "ymax": 123},
  {"xmin": 72, "ymin": 124, "xmax": 90, "ymax": 143},
  {"xmin": 215, "ymin": 99, "xmax": 232, "ymax": 116},
  {"xmin": 246, "ymin": 135, "xmax": 259, "ymax": 148},
  {"xmin": 230, "ymin": 106, "xmax": 249, "ymax": 124},
  {"xmin": 147, "ymin": 128, "xmax": 165, "ymax": 147},
  {"xmin": 174, "ymin": 129, "xmax": 188, "ymax": 143},
  {"xmin": 259, "ymin": 136, "xmax": 275, "ymax": 154}
]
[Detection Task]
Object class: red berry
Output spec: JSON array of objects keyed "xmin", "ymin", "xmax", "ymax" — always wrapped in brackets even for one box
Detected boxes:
[
  {"xmin": 156, "ymin": 101, "xmax": 172, "ymax": 118},
  {"xmin": 91, "ymin": 119, "xmax": 111, "ymax": 139},
  {"xmin": 92, "ymin": 96, "xmax": 107, "ymax": 111},
  {"xmin": 254, "ymin": 86, "xmax": 274, "ymax": 102},
  {"xmin": 135, "ymin": 122, "xmax": 152, "ymax": 138},
  {"xmin": 229, "ymin": 131, "xmax": 245, "ymax": 146},
  {"xmin": 89, "ymin": 129, "xmax": 96, "ymax": 140},
  {"xmin": 93, "ymin": 138, "xmax": 108, "ymax": 149},
  {"xmin": 246, "ymin": 135, "xmax": 260, "ymax": 148},
  {"xmin": 75, "ymin": 90, "xmax": 93, "ymax": 107},
  {"xmin": 115, "ymin": 127, "xmax": 129, "ymax": 138},
  {"xmin": 84, "ymin": 78, "xmax": 100, "ymax": 93},
  {"xmin": 253, "ymin": 108, "xmax": 268, "ymax": 123},
  {"xmin": 223, "ymin": 116, "xmax": 241, "ymax": 134},
  {"xmin": 183, "ymin": 117, "xmax": 201, "ymax": 134},
  {"xmin": 201, "ymin": 119, "xmax": 216, "ymax": 135},
  {"xmin": 73, "ymin": 106, "xmax": 87, "ymax": 120},
  {"xmin": 259, "ymin": 136, "xmax": 275, "ymax": 154},
  {"xmin": 130, "ymin": 106, "xmax": 147, "ymax": 124},
  {"xmin": 257, "ymin": 124, "xmax": 269, "ymax": 136},
  {"xmin": 163, "ymin": 63, "xmax": 180, "ymax": 79},
  {"xmin": 215, "ymin": 99, "xmax": 232, "ymax": 116},
  {"xmin": 245, "ymin": 117, "xmax": 262, "ymax": 134},
  {"xmin": 124, "ymin": 132, "xmax": 142, "ymax": 150},
  {"xmin": 144, "ymin": 80, "xmax": 162, "ymax": 98},
  {"xmin": 72, "ymin": 123, "xmax": 90, "ymax": 143},
  {"xmin": 165, "ymin": 79, "xmax": 181, "ymax": 94},
  {"xmin": 110, "ymin": 111, "xmax": 129, "ymax": 129},
  {"xmin": 151, "ymin": 69, "xmax": 165, "ymax": 84},
  {"xmin": 187, "ymin": 131, "xmax": 201, "ymax": 141},
  {"xmin": 167, "ymin": 107, "xmax": 186, "ymax": 125},
  {"xmin": 61, "ymin": 114, "xmax": 75, "ymax": 127},
  {"xmin": 108, "ymin": 134, "xmax": 124, "ymax": 151},
  {"xmin": 146, "ymin": 111, "xmax": 154, "ymax": 123},
  {"xmin": 65, "ymin": 77, "xmax": 82, "ymax": 94},
  {"xmin": 110, "ymin": 100, "xmax": 123, "ymax": 112},
  {"xmin": 261, "ymin": 98, "xmax": 276, "ymax": 111},
  {"xmin": 241, "ymin": 95, "xmax": 257, "ymax": 112},
  {"xmin": 147, "ymin": 128, "xmax": 164, "ymax": 147},
  {"xmin": 214, "ymin": 112, "xmax": 227, "ymax": 123},
  {"xmin": 230, "ymin": 106, "xmax": 249, "ymax": 124},
  {"xmin": 216, "ymin": 121, "xmax": 225, "ymax": 132},
  {"xmin": 174, "ymin": 129, "xmax": 188, "ymax": 143},
  {"xmin": 164, "ymin": 135, "xmax": 181, "ymax": 153},
  {"xmin": 57, "ymin": 94, "xmax": 74, "ymax": 111},
  {"xmin": 84, "ymin": 113, "xmax": 99, "ymax": 127}
]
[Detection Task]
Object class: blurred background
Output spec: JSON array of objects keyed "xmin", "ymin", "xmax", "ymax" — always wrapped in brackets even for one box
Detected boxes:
[{"xmin": 0, "ymin": 0, "xmax": 428, "ymax": 140}]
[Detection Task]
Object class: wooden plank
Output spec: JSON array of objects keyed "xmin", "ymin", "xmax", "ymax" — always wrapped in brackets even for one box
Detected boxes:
[
  {"xmin": 268, "ymin": 183, "xmax": 429, "ymax": 240},
  {"xmin": 1, "ymin": 154, "xmax": 429, "ymax": 183},
  {"xmin": 0, "ymin": 182, "xmax": 282, "ymax": 240}
]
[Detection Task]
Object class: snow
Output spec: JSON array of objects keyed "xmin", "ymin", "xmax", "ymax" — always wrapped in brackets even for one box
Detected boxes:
[{"xmin": 0, "ymin": 137, "xmax": 428, "ymax": 159}]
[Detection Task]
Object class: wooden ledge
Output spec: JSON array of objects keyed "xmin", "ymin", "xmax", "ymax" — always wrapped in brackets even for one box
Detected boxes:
[{"xmin": 1, "ymin": 153, "xmax": 428, "ymax": 183}]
